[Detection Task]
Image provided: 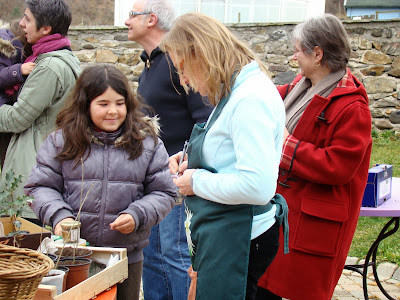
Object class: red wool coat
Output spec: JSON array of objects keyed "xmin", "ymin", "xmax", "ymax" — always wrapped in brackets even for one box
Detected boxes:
[{"xmin": 258, "ymin": 69, "xmax": 372, "ymax": 300}]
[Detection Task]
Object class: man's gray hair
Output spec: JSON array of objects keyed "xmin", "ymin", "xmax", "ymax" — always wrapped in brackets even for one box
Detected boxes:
[{"xmin": 143, "ymin": 0, "xmax": 175, "ymax": 31}]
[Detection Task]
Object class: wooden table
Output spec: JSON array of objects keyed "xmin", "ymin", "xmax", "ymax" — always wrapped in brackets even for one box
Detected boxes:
[{"xmin": 345, "ymin": 177, "xmax": 400, "ymax": 300}]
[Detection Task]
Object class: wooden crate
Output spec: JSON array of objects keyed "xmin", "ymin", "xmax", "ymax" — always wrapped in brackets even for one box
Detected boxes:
[
  {"xmin": 0, "ymin": 217, "xmax": 51, "ymax": 249},
  {"xmin": 34, "ymin": 246, "xmax": 128, "ymax": 300}
]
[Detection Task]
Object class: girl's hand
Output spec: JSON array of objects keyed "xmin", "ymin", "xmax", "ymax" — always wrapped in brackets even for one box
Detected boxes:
[
  {"xmin": 173, "ymin": 169, "xmax": 196, "ymax": 196},
  {"xmin": 169, "ymin": 151, "xmax": 188, "ymax": 175},
  {"xmin": 110, "ymin": 213, "xmax": 135, "ymax": 234},
  {"xmin": 21, "ymin": 62, "xmax": 36, "ymax": 75},
  {"xmin": 54, "ymin": 217, "xmax": 75, "ymax": 236}
]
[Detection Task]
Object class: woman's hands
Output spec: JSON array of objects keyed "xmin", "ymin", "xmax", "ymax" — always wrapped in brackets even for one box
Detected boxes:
[
  {"xmin": 169, "ymin": 151, "xmax": 196, "ymax": 196},
  {"xmin": 54, "ymin": 217, "xmax": 75, "ymax": 236},
  {"xmin": 174, "ymin": 169, "xmax": 196, "ymax": 196},
  {"xmin": 169, "ymin": 151, "xmax": 187, "ymax": 175}
]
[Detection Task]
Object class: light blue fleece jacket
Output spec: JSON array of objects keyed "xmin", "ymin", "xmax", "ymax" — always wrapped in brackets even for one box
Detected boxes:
[{"xmin": 192, "ymin": 61, "xmax": 285, "ymax": 239}]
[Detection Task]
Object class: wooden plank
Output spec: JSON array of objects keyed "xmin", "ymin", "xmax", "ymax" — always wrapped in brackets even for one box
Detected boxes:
[
  {"xmin": 34, "ymin": 284, "xmax": 57, "ymax": 300},
  {"xmin": 0, "ymin": 217, "xmax": 51, "ymax": 249},
  {"xmin": 54, "ymin": 257, "xmax": 128, "ymax": 300},
  {"xmin": 83, "ymin": 246, "xmax": 127, "ymax": 260},
  {"xmin": 37, "ymin": 246, "xmax": 128, "ymax": 300},
  {"xmin": 0, "ymin": 217, "xmax": 51, "ymax": 234}
]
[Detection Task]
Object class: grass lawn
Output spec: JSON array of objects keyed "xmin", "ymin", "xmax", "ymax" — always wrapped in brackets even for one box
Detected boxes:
[{"xmin": 348, "ymin": 130, "xmax": 400, "ymax": 265}]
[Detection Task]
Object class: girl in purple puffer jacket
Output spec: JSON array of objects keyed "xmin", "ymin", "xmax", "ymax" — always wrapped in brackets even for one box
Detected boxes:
[{"xmin": 24, "ymin": 64, "xmax": 176, "ymax": 300}]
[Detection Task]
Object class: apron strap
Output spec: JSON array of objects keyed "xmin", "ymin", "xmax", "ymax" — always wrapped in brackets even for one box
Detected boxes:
[
  {"xmin": 253, "ymin": 193, "xmax": 289, "ymax": 254},
  {"xmin": 272, "ymin": 193, "xmax": 289, "ymax": 254},
  {"xmin": 253, "ymin": 202, "xmax": 273, "ymax": 215},
  {"xmin": 205, "ymin": 94, "xmax": 230, "ymax": 129}
]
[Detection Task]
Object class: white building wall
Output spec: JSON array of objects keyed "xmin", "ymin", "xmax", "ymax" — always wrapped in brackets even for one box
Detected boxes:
[{"xmin": 115, "ymin": 0, "xmax": 325, "ymax": 26}]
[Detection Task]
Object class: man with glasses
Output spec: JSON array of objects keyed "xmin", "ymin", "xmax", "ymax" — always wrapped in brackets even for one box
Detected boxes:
[{"xmin": 125, "ymin": 1, "xmax": 212, "ymax": 299}]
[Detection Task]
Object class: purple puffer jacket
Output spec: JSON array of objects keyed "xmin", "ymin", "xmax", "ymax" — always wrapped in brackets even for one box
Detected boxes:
[
  {"xmin": 25, "ymin": 126, "xmax": 177, "ymax": 263},
  {"xmin": 0, "ymin": 28, "xmax": 24, "ymax": 105}
]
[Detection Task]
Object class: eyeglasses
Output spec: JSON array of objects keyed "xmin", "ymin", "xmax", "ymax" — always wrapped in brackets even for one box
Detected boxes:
[{"xmin": 129, "ymin": 11, "xmax": 150, "ymax": 19}]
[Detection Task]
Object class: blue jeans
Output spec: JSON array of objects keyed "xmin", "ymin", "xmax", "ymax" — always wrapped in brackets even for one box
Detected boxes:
[{"xmin": 143, "ymin": 203, "xmax": 191, "ymax": 300}]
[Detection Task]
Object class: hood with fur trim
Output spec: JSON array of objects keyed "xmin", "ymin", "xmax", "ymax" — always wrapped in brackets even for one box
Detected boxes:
[
  {"xmin": 141, "ymin": 115, "xmax": 161, "ymax": 137},
  {"xmin": 0, "ymin": 28, "xmax": 18, "ymax": 58}
]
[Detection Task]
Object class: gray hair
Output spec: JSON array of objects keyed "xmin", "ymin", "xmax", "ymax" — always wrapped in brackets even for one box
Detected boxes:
[
  {"xmin": 26, "ymin": 0, "xmax": 72, "ymax": 36},
  {"xmin": 142, "ymin": 0, "xmax": 175, "ymax": 31},
  {"xmin": 292, "ymin": 13, "xmax": 350, "ymax": 72}
]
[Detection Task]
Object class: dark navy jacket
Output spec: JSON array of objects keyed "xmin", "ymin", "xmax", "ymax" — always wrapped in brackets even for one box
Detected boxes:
[{"xmin": 138, "ymin": 47, "xmax": 213, "ymax": 155}]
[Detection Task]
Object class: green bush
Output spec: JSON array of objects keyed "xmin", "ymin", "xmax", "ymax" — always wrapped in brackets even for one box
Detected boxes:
[{"xmin": 0, "ymin": 170, "xmax": 33, "ymax": 232}]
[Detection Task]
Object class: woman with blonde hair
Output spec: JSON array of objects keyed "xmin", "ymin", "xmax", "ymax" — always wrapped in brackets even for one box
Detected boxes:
[
  {"xmin": 164, "ymin": 12, "xmax": 288, "ymax": 300},
  {"xmin": 257, "ymin": 14, "xmax": 372, "ymax": 300}
]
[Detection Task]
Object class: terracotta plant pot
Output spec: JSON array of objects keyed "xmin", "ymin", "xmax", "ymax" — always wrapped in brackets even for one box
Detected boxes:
[
  {"xmin": 41, "ymin": 269, "xmax": 65, "ymax": 295},
  {"xmin": 58, "ymin": 258, "xmax": 91, "ymax": 290},
  {"xmin": 55, "ymin": 247, "xmax": 93, "ymax": 259}
]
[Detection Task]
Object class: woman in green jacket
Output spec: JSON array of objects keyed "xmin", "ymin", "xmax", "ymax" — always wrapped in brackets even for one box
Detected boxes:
[{"xmin": 0, "ymin": 0, "xmax": 81, "ymax": 222}]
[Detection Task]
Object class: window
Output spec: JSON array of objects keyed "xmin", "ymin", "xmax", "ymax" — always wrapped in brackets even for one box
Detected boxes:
[
  {"xmin": 201, "ymin": 0, "xmax": 226, "ymax": 21},
  {"xmin": 254, "ymin": 0, "xmax": 281, "ymax": 23},
  {"xmin": 173, "ymin": 0, "xmax": 197, "ymax": 18},
  {"xmin": 114, "ymin": 0, "xmax": 324, "ymax": 25}
]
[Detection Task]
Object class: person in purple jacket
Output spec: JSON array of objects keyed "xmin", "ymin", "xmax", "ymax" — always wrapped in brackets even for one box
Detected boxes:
[
  {"xmin": 24, "ymin": 64, "xmax": 177, "ymax": 300},
  {"xmin": 0, "ymin": 19, "xmax": 35, "ymax": 106},
  {"xmin": 0, "ymin": 19, "xmax": 35, "ymax": 167}
]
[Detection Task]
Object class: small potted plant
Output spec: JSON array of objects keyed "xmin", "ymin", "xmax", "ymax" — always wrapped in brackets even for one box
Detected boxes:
[
  {"xmin": 53, "ymin": 170, "xmax": 94, "ymax": 290},
  {"xmin": 0, "ymin": 170, "xmax": 35, "ymax": 246}
]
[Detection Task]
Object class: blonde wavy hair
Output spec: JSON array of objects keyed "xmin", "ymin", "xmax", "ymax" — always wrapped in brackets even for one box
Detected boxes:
[{"xmin": 160, "ymin": 12, "xmax": 270, "ymax": 106}]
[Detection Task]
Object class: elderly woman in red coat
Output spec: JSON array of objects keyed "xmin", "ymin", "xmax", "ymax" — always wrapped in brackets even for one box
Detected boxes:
[{"xmin": 257, "ymin": 14, "xmax": 372, "ymax": 300}]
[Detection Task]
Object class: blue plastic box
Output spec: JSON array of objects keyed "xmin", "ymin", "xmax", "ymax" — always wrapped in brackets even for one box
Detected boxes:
[{"xmin": 361, "ymin": 164, "xmax": 393, "ymax": 207}]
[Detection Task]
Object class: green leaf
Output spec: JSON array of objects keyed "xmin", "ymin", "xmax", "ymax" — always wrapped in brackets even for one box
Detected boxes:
[
  {"xmin": 0, "ymin": 170, "xmax": 31, "ymax": 218},
  {"xmin": 5, "ymin": 170, "xmax": 15, "ymax": 182},
  {"xmin": 8, "ymin": 207, "xmax": 17, "ymax": 216},
  {"xmin": 0, "ymin": 191, "xmax": 9, "ymax": 200}
]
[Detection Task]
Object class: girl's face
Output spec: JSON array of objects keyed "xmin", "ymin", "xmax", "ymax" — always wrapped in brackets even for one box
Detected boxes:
[{"xmin": 89, "ymin": 87, "xmax": 127, "ymax": 132}]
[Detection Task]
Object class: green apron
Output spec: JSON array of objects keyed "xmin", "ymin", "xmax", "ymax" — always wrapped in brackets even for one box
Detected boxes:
[{"xmin": 185, "ymin": 95, "xmax": 288, "ymax": 299}]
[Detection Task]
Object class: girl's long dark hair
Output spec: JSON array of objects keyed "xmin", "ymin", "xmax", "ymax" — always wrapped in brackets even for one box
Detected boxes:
[{"xmin": 56, "ymin": 64, "xmax": 157, "ymax": 164}]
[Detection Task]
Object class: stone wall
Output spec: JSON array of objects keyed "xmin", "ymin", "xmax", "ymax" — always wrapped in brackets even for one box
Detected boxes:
[{"xmin": 68, "ymin": 19, "xmax": 400, "ymax": 132}]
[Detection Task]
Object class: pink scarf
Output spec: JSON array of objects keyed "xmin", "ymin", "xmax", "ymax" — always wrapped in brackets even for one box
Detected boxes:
[
  {"xmin": 25, "ymin": 33, "xmax": 71, "ymax": 63},
  {"xmin": 5, "ymin": 34, "xmax": 70, "ymax": 98}
]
